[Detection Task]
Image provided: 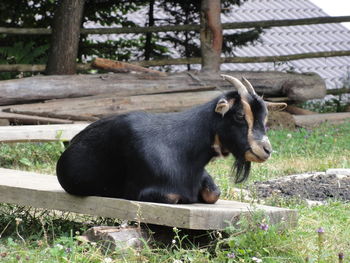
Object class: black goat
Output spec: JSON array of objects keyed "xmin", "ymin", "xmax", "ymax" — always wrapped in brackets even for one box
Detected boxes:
[{"xmin": 56, "ymin": 75, "xmax": 286, "ymax": 204}]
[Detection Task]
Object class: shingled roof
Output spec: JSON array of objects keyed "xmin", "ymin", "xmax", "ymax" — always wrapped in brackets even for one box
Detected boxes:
[{"xmin": 221, "ymin": 0, "xmax": 350, "ymax": 90}]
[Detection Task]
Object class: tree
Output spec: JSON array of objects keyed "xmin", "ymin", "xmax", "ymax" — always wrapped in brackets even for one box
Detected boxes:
[
  {"xmin": 46, "ymin": 0, "xmax": 85, "ymax": 75},
  {"xmin": 200, "ymin": 0, "xmax": 222, "ymax": 72},
  {"xmin": 0, "ymin": 0, "xmax": 147, "ymax": 75}
]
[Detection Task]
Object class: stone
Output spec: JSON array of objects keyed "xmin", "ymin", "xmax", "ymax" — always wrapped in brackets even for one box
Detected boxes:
[
  {"xmin": 326, "ymin": 168, "xmax": 350, "ymax": 176},
  {"xmin": 83, "ymin": 226, "xmax": 148, "ymax": 251}
]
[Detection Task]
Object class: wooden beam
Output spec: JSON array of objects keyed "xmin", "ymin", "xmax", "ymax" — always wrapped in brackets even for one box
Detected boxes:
[
  {"xmin": 2, "ymin": 51, "xmax": 350, "ymax": 73},
  {"xmin": 0, "ymin": 124, "xmax": 88, "ymax": 142},
  {"xmin": 136, "ymin": 51, "xmax": 350, "ymax": 66},
  {"xmin": 1, "ymin": 15, "xmax": 350, "ymax": 35},
  {"xmin": 0, "ymin": 168, "xmax": 297, "ymax": 230}
]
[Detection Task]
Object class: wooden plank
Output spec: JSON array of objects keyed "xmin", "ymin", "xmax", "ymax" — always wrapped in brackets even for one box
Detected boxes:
[
  {"xmin": 0, "ymin": 124, "xmax": 88, "ymax": 142},
  {"xmin": 0, "ymin": 111, "xmax": 74, "ymax": 125},
  {"xmin": 4, "ymin": 91, "xmax": 222, "ymax": 121},
  {"xmin": 0, "ymin": 168, "xmax": 297, "ymax": 230},
  {"xmin": 294, "ymin": 112, "xmax": 350, "ymax": 127}
]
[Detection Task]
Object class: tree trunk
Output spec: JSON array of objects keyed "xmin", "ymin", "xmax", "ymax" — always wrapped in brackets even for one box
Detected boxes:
[
  {"xmin": 144, "ymin": 0, "xmax": 155, "ymax": 61},
  {"xmin": 200, "ymin": 0, "xmax": 222, "ymax": 72},
  {"xmin": 46, "ymin": 0, "xmax": 85, "ymax": 75}
]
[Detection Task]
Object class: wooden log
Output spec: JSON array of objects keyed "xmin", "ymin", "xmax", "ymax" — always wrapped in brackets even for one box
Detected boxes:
[
  {"xmin": 0, "ymin": 71, "xmax": 326, "ymax": 106},
  {"xmin": 0, "ymin": 111, "xmax": 74, "ymax": 125},
  {"xmin": 0, "ymin": 123, "xmax": 89, "ymax": 142},
  {"xmin": 0, "ymin": 168, "xmax": 297, "ymax": 230},
  {"xmin": 293, "ymin": 112, "xmax": 350, "ymax": 127},
  {"xmin": 92, "ymin": 58, "xmax": 167, "ymax": 76}
]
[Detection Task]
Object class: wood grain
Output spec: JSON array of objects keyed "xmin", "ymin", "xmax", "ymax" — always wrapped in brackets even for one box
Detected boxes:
[{"xmin": 0, "ymin": 168, "xmax": 297, "ymax": 230}]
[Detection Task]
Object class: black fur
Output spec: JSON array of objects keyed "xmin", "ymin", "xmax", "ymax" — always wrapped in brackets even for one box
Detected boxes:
[{"xmin": 56, "ymin": 91, "xmax": 262, "ymax": 204}]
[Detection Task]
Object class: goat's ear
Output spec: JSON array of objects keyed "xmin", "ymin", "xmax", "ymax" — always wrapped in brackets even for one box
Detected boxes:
[
  {"xmin": 215, "ymin": 98, "xmax": 233, "ymax": 116},
  {"xmin": 266, "ymin": 102, "xmax": 287, "ymax": 111}
]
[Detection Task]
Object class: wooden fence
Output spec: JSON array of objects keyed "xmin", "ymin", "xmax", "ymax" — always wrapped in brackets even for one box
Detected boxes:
[{"xmin": 1, "ymin": 15, "xmax": 350, "ymax": 72}]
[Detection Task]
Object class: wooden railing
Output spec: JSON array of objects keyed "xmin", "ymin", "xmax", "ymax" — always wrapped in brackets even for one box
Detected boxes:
[
  {"xmin": 1, "ymin": 16, "xmax": 350, "ymax": 35},
  {"xmin": 1, "ymin": 16, "xmax": 350, "ymax": 72}
]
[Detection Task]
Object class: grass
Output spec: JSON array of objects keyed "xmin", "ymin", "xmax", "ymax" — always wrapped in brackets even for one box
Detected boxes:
[
  {"xmin": 0, "ymin": 121, "xmax": 350, "ymax": 262},
  {"xmin": 208, "ymin": 122, "xmax": 350, "ymax": 199}
]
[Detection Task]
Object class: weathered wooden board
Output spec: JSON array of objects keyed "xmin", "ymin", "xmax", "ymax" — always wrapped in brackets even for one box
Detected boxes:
[
  {"xmin": 2, "ymin": 91, "xmax": 222, "ymax": 121},
  {"xmin": 0, "ymin": 168, "xmax": 297, "ymax": 230},
  {"xmin": 294, "ymin": 112, "xmax": 350, "ymax": 127},
  {"xmin": 0, "ymin": 71, "xmax": 326, "ymax": 105},
  {"xmin": 0, "ymin": 123, "xmax": 88, "ymax": 142}
]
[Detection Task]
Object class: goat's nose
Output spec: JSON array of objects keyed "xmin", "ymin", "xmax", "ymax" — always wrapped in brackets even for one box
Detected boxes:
[
  {"xmin": 263, "ymin": 146, "xmax": 272, "ymax": 155},
  {"xmin": 260, "ymin": 136, "xmax": 272, "ymax": 155}
]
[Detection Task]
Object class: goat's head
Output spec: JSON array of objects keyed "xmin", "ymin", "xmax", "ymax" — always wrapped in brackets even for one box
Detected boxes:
[{"xmin": 214, "ymin": 74, "xmax": 287, "ymax": 183}]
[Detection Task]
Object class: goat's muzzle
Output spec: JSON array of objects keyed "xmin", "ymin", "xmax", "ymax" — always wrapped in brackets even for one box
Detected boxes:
[{"xmin": 244, "ymin": 136, "xmax": 272, "ymax": 163}]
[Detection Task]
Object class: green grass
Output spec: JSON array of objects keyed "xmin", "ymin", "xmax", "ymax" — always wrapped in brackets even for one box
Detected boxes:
[
  {"xmin": 0, "ymin": 141, "xmax": 64, "ymax": 174},
  {"xmin": 0, "ymin": 121, "xmax": 350, "ymax": 262}
]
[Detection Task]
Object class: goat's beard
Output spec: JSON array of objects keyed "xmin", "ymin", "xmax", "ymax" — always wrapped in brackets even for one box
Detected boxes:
[{"xmin": 231, "ymin": 157, "xmax": 251, "ymax": 184}]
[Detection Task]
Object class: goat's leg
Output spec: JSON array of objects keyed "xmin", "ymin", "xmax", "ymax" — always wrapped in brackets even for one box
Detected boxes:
[{"xmin": 199, "ymin": 171, "xmax": 221, "ymax": 204}]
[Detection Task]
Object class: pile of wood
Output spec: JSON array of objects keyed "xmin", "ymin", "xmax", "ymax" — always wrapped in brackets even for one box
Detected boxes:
[
  {"xmin": 1, "ymin": 59, "xmax": 349, "ymax": 127},
  {"xmin": 0, "ymin": 60, "xmax": 329, "ymax": 125}
]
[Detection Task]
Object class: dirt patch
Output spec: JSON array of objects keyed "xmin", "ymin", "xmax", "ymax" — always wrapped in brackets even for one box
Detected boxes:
[
  {"xmin": 267, "ymin": 111, "xmax": 296, "ymax": 129},
  {"xmin": 253, "ymin": 169, "xmax": 350, "ymax": 201}
]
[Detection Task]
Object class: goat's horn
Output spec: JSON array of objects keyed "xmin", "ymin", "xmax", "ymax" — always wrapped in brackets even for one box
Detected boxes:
[
  {"xmin": 221, "ymin": 74, "xmax": 249, "ymax": 98},
  {"xmin": 241, "ymin": 77, "xmax": 256, "ymax": 95}
]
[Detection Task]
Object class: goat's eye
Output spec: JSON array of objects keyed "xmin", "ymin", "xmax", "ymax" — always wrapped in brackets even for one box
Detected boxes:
[{"xmin": 235, "ymin": 112, "xmax": 245, "ymax": 120}]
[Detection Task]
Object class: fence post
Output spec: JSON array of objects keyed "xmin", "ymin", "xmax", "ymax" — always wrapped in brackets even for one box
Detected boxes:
[
  {"xmin": 46, "ymin": 0, "xmax": 85, "ymax": 75},
  {"xmin": 200, "ymin": 0, "xmax": 223, "ymax": 72}
]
